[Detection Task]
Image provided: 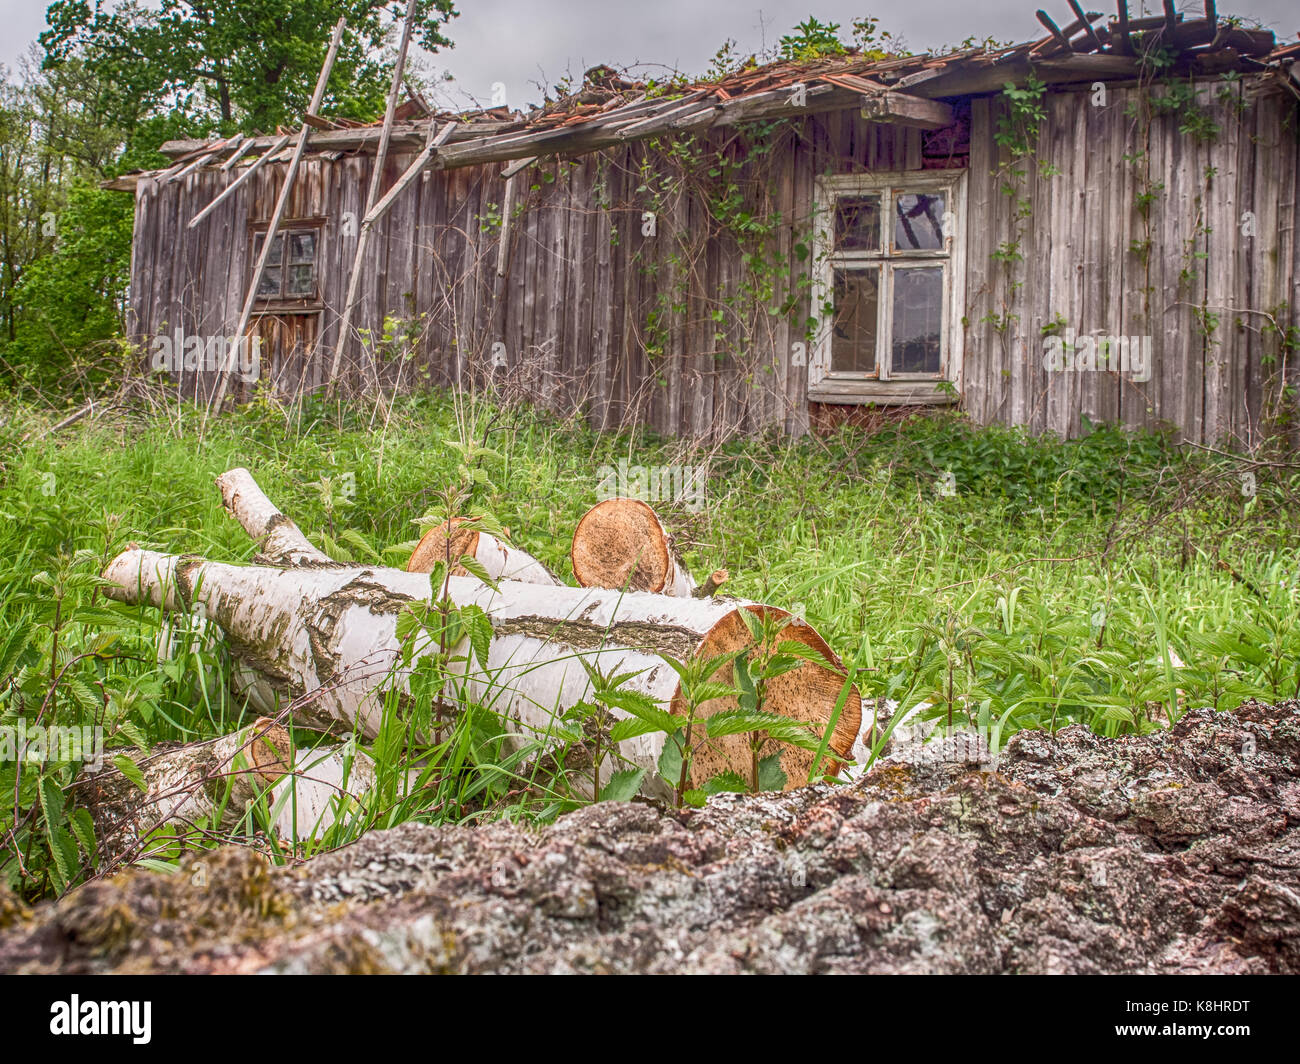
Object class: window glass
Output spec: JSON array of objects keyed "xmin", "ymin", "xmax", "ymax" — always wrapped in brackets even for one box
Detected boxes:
[
  {"xmin": 257, "ymin": 268, "xmax": 282, "ymax": 297},
  {"xmin": 890, "ymin": 266, "xmax": 943, "ymax": 374},
  {"xmin": 833, "ymin": 195, "xmax": 881, "ymax": 252},
  {"xmin": 288, "ymin": 231, "xmax": 316, "ymax": 264},
  {"xmin": 286, "ymin": 264, "xmax": 314, "ymax": 297},
  {"xmin": 254, "ymin": 229, "xmax": 317, "ymax": 300},
  {"xmin": 830, "ymin": 267, "xmax": 879, "ymax": 374},
  {"xmin": 893, "ymin": 192, "xmax": 947, "ymax": 252}
]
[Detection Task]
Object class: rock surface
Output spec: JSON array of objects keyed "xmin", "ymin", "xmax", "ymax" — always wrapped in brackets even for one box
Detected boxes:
[{"xmin": 2, "ymin": 701, "xmax": 1298, "ymax": 974}]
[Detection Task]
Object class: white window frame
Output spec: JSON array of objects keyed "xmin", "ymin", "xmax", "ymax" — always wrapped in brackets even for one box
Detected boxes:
[{"xmin": 809, "ymin": 171, "xmax": 966, "ymax": 401}]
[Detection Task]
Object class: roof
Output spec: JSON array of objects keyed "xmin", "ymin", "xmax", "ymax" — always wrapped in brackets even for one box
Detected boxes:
[{"xmin": 108, "ymin": 3, "xmax": 1297, "ymax": 191}]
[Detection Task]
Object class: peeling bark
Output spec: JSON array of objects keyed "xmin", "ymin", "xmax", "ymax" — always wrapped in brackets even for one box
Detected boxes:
[
  {"xmin": 74, "ymin": 717, "xmax": 382, "ymax": 864},
  {"xmin": 216, "ymin": 467, "xmax": 338, "ymax": 568}
]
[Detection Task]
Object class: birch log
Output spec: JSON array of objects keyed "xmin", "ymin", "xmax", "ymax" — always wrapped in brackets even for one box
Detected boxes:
[
  {"xmin": 571, "ymin": 499, "xmax": 696, "ymax": 596},
  {"xmin": 102, "ymin": 548, "xmax": 861, "ymax": 797},
  {"xmin": 407, "ymin": 517, "xmax": 560, "ymax": 585},
  {"xmin": 216, "ymin": 467, "xmax": 336, "ymax": 567},
  {"xmin": 74, "ymin": 719, "xmax": 379, "ymax": 861}
]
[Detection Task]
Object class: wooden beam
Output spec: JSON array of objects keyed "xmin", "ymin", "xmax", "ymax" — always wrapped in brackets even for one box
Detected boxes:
[
  {"xmin": 158, "ymin": 119, "xmax": 524, "ymax": 159},
  {"xmin": 1114, "ymin": 1, "xmax": 1133, "ymax": 56},
  {"xmin": 186, "ymin": 135, "xmax": 291, "ymax": 228},
  {"xmin": 209, "ymin": 17, "xmax": 346, "ymax": 415},
  {"xmin": 1163, "ymin": 0, "xmax": 1178, "ymax": 37},
  {"xmin": 906, "ymin": 54, "xmax": 1142, "ymax": 98},
  {"xmin": 1036, "ymin": 10, "xmax": 1074, "ymax": 53},
  {"xmin": 1067, "ymin": 0, "xmax": 1106, "ymax": 52},
  {"xmin": 859, "ymin": 92, "xmax": 955, "ymax": 129},
  {"xmin": 220, "ymin": 135, "xmax": 251, "ymax": 171},
  {"xmin": 332, "ymin": 0, "xmax": 420, "ymax": 394},
  {"xmin": 163, "ymin": 139, "xmax": 230, "ymax": 184}
]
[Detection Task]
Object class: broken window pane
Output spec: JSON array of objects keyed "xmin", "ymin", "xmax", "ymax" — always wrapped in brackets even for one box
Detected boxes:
[
  {"xmin": 286, "ymin": 264, "xmax": 314, "ymax": 297},
  {"xmin": 830, "ymin": 266, "xmax": 879, "ymax": 374},
  {"xmin": 890, "ymin": 266, "xmax": 943, "ymax": 374},
  {"xmin": 257, "ymin": 267, "xmax": 282, "ymax": 298},
  {"xmin": 288, "ymin": 231, "xmax": 316, "ymax": 264},
  {"xmin": 893, "ymin": 192, "xmax": 946, "ymax": 251},
  {"xmin": 833, "ymin": 195, "xmax": 881, "ymax": 252}
]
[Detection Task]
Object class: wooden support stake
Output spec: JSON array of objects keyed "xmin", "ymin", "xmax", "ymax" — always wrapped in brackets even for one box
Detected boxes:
[
  {"xmin": 208, "ymin": 17, "xmax": 345, "ymax": 415},
  {"xmin": 326, "ymin": 0, "xmax": 419, "ymax": 397},
  {"xmin": 496, "ymin": 171, "xmax": 518, "ymax": 277}
]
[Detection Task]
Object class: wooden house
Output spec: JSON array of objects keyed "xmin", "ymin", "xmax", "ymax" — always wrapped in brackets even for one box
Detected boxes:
[{"xmin": 110, "ymin": 4, "xmax": 1300, "ymax": 445}]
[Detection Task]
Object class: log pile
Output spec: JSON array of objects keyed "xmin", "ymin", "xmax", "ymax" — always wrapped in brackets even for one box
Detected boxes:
[{"xmin": 88, "ymin": 470, "xmax": 862, "ymax": 858}]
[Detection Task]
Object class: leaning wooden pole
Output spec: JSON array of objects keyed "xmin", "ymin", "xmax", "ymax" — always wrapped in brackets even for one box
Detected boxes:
[
  {"xmin": 325, "ymin": 0, "xmax": 418, "ymax": 397},
  {"xmin": 187, "ymin": 134, "xmax": 292, "ymax": 229},
  {"xmin": 327, "ymin": 118, "xmax": 457, "ymax": 394},
  {"xmin": 208, "ymin": 17, "xmax": 346, "ymax": 415}
]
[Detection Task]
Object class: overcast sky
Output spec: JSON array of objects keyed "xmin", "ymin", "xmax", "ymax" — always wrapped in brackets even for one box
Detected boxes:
[{"xmin": 2, "ymin": 0, "xmax": 1296, "ymax": 111}]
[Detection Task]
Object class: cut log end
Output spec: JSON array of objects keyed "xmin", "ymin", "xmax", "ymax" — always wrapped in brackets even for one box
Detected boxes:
[
  {"xmin": 674, "ymin": 605, "xmax": 861, "ymax": 790},
  {"xmin": 245, "ymin": 717, "xmax": 293, "ymax": 783},
  {"xmin": 407, "ymin": 518, "xmax": 480, "ymax": 575},
  {"xmin": 571, "ymin": 498, "xmax": 680, "ymax": 593}
]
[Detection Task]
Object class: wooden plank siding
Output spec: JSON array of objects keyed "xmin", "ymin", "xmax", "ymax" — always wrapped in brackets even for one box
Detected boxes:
[{"xmin": 128, "ymin": 78, "xmax": 1299, "ymax": 445}]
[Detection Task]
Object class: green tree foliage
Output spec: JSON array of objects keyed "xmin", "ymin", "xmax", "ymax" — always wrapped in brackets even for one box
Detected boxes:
[
  {"xmin": 41, "ymin": 0, "xmax": 459, "ymax": 133},
  {"xmin": 1, "ymin": 1, "xmax": 459, "ymax": 390}
]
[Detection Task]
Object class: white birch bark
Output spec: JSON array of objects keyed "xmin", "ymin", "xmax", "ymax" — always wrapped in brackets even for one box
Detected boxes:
[
  {"xmin": 407, "ymin": 518, "xmax": 560, "ymax": 585},
  {"xmin": 103, "ymin": 548, "xmax": 861, "ymax": 796}
]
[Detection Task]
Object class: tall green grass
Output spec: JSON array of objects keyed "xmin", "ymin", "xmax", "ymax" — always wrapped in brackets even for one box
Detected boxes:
[{"xmin": 2, "ymin": 392, "xmax": 1298, "ymax": 899}]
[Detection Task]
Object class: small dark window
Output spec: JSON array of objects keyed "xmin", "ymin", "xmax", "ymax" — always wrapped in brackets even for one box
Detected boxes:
[{"xmin": 252, "ymin": 227, "xmax": 320, "ymax": 303}]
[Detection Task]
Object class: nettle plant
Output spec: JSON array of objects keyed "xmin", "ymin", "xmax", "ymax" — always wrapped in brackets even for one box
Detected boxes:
[
  {"xmin": 0, "ymin": 512, "xmax": 185, "ymax": 898},
  {"xmin": 568, "ymin": 608, "xmax": 844, "ymax": 809}
]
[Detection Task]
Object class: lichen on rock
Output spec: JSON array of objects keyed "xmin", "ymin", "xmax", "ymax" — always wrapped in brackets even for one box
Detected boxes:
[{"xmin": 3, "ymin": 701, "xmax": 1298, "ymax": 974}]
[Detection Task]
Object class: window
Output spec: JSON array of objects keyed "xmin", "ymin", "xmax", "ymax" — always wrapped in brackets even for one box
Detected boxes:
[
  {"xmin": 810, "ymin": 173, "xmax": 965, "ymax": 400},
  {"xmin": 251, "ymin": 226, "xmax": 321, "ymax": 303}
]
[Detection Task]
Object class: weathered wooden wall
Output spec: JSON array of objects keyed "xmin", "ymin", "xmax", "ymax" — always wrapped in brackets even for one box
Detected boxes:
[
  {"xmin": 129, "ymin": 112, "xmax": 937, "ymax": 437},
  {"xmin": 963, "ymin": 81, "xmax": 1299, "ymax": 447},
  {"xmin": 128, "ymin": 77, "xmax": 1298, "ymax": 446}
]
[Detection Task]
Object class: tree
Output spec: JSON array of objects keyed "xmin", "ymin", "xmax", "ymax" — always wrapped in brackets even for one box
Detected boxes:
[{"xmin": 40, "ymin": 0, "xmax": 459, "ymax": 134}]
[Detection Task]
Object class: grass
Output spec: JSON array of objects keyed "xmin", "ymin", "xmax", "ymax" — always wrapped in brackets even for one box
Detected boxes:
[{"xmin": 3, "ymin": 388, "xmax": 1300, "ymax": 900}]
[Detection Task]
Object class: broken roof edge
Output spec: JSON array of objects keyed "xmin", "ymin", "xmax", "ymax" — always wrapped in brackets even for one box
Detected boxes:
[{"xmin": 105, "ymin": 13, "xmax": 1294, "ymax": 193}]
